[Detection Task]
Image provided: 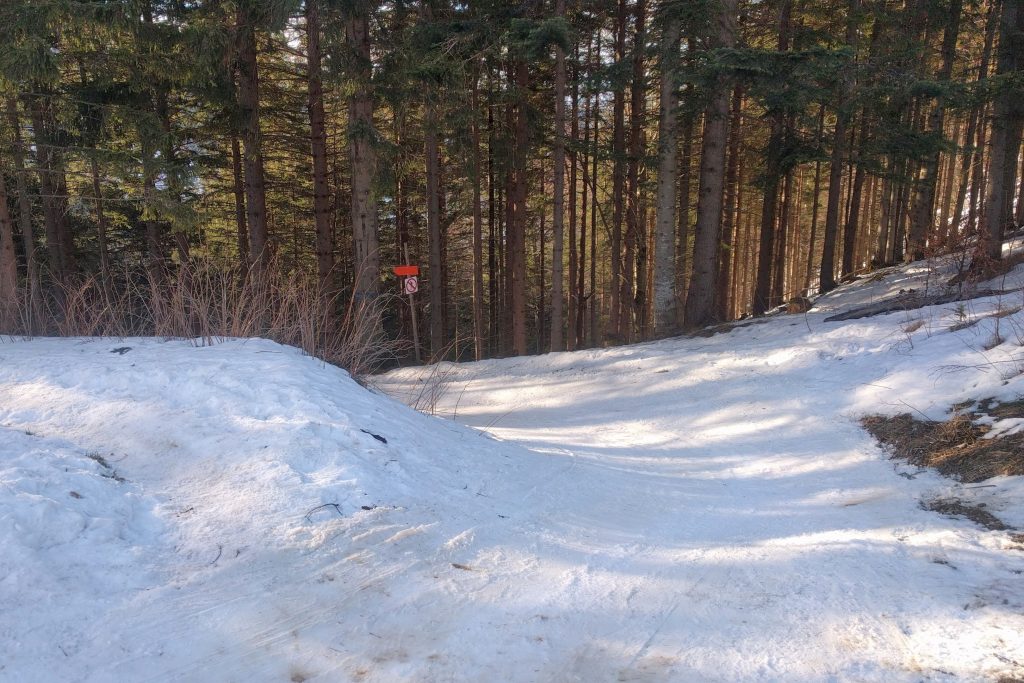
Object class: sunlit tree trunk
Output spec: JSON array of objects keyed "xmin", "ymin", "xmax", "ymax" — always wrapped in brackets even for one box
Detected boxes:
[
  {"xmin": 653, "ymin": 8, "xmax": 681, "ymax": 335},
  {"xmin": 685, "ymin": 0, "xmax": 737, "ymax": 328}
]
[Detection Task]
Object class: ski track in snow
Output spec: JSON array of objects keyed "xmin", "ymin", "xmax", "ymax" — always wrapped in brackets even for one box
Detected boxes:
[{"xmin": 1, "ymin": 257, "xmax": 1024, "ymax": 681}]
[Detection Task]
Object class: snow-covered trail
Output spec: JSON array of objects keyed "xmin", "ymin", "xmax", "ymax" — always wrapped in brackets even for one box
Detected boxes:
[
  {"xmin": 378, "ymin": 277, "xmax": 1024, "ymax": 681},
  {"xmin": 1, "ymin": 260, "xmax": 1023, "ymax": 682}
]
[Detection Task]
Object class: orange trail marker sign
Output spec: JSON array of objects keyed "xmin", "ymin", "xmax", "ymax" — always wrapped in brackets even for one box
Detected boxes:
[{"xmin": 395, "ymin": 248, "xmax": 422, "ymax": 363}]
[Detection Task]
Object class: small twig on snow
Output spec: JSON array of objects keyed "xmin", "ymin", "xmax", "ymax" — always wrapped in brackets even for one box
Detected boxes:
[{"xmin": 304, "ymin": 502, "xmax": 343, "ymax": 522}]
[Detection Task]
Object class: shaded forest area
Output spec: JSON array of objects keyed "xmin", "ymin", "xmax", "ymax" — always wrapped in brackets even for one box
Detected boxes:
[{"xmin": 1, "ymin": 0, "xmax": 1023, "ymax": 363}]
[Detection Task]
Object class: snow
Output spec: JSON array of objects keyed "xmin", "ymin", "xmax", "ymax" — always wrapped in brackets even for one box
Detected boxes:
[{"xmin": 2, "ymin": 256, "xmax": 1024, "ymax": 682}]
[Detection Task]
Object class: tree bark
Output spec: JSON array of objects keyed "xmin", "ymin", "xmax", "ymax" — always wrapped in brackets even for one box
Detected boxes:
[
  {"xmin": 907, "ymin": 0, "xmax": 963, "ymax": 260},
  {"xmin": 26, "ymin": 93, "xmax": 72, "ymax": 279},
  {"xmin": 609, "ymin": 0, "xmax": 628, "ymax": 341},
  {"xmin": 471, "ymin": 68, "xmax": 486, "ymax": 360},
  {"xmin": 230, "ymin": 133, "xmax": 249, "ymax": 265},
  {"xmin": 981, "ymin": 0, "xmax": 1024, "ymax": 260},
  {"xmin": 347, "ymin": 7, "xmax": 380, "ymax": 296},
  {"xmin": 0, "ymin": 162, "xmax": 17, "ymax": 329},
  {"xmin": 718, "ymin": 84, "xmax": 743, "ymax": 320},
  {"xmin": 820, "ymin": 0, "xmax": 860, "ymax": 292},
  {"xmin": 841, "ymin": 116, "xmax": 870, "ymax": 276},
  {"xmin": 653, "ymin": 8, "xmax": 681, "ymax": 335},
  {"xmin": 753, "ymin": 0, "xmax": 794, "ymax": 313},
  {"xmin": 676, "ymin": 57, "xmax": 695, "ymax": 322},
  {"xmin": 5, "ymin": 98, "xmax": 40, "ymax": 317},
  {"xmin": 426, "ymin": 103, "xmax": 444, "ymax": 359},
  {"xmin": 305, "ymin": 0, "xmax": 334, "ymax": 286},
  {"xmin": 510, "ymin": 58, "xmax": 530, "ymax": 355},
  {"xmin": 549, "ymin": 0, "xmax": 567, "ymax": 351},
  {"xmin": 568, "ymin": 43, "xmax": 581, "ymax": 352},
  {"xmin": 684, "ymin": 0, "xmax": 737, "ymax": 329},
  {"xmin": 236, "ymin": 8, "xmax": 270, "ymax": 267},
  {"xmin": 624, "ymin": 0, "xmax": 647, "ymax": 341},
  {"xmin": 88, "ymin": 156, "xmax": 111, "ymax": 286}
]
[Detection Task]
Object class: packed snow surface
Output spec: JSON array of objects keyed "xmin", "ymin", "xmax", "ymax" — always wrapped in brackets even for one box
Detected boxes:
[{"xmin": 3, "ymin": 256, "xmax": 1024, "ymax": 682}]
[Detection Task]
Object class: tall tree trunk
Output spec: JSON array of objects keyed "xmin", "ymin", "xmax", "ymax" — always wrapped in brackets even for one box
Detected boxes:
[
  {"xmin": 306, "ymin": 0, "xmax": 334, "ymax": 286},
  {"xmin": 88, "ymin": 157, "xmax": 111, "ymax": 286},
  {"xmin": 568, "ymin": 43, "xmax": 581, "ymax": 352},
  {"xmin": 236, "ymin": 9, "xmax": 270, "ymax": 267},
  {"xmin": 347, "ymin": 8, "xmax": 380, "ymax": 295},
  {"xmin": 805, "ymin": 105, "xmax": 826, "ymax": 291},
  {"xmin": 729, "ymin": 142, "xmax": 747, "ymax": 317},
  {"xmin": 471, "ymin": 68, "xmax": 486, "ymax": 361},
  {"xmin": 503, "ymin": 79, "xmax": 515, "ymax": 357},
  {"xmin": 874, "ymin": 166, "xmax": 893, "ymax": 264},
  {"xmin": 841, "ymin": 116, "xmax": 870, "ymax": 275},
  {"xmin": 487, "ymin": 86, "xmax": 498, "ymax": 354},
  {"xmin": 510, "ymin": 58, "xmax": 530, "ymax": 356},
  {"xmin": 0, "ymin": 164, "xmax": 17, "ymax": 330},
  {"xmin": 684, "ymin": 0, "xmax": 737, "ymax": 329},
  {"xmin": 907, "ymin": 0, "xmax": 963, "ymax": 260},
  {"xmin": 426, "ymin": 104, "xmax": 444, "ymax": 360},
  {"xmin": 753, "ymin": 0, "xmax": 793, "ymax": 313},
  {"xmin": 609, "ymin": 0, "xmax": 628, "ymax": 341},
  {"xmin": 230, "ymin": 134, "xmax": 249, "ymax": 265},
  {"xmin": 653, "ymin": 8, "xmax": 681, "ymax": 335},
  {"xmin": 820, "ymin": 0, "xmax": 861, "ymax": 292},
  {"xmin": 26, "ymin": 93, "xmax": 70, "ymax": 278},
  {"xmin": 967, "ymin": 102, "xmax": 991, "ymax": 236},
  {"xmin": 718, "ymin": 84, "xmax": 743, "ymax": 319},
  {"xmin": 577, "ymin": 42, "xmax": 594, "ymax": 348},
  {"xmin": 550, "ymin": 0, "xmax": 567, "ymax": 351},
  {"xmin": 538, "ymin": 167, "xmax": 546, "ymax": 353},
  {"xmin": 676, "ymin": 66, "xmax": 695, "ymax": 322},
  {"xmin": 938, "ymin": 116, "xmax": 962, "ymax": 240},
  {"xmin": 5, "ymin": 97, "xmax": 40, "ymax": 317},
  {"xmin": 624, "ymin": 0, "xmax": 647, "ymax": 341},
  {"xmin": 589, "ymin": 74, "xmax": 600, "ymax": 347},
  {"xmin": 981, "ymin": 0, "xmax": 1024, "ymax": 260},
  {"xmin": 957, "ymin": 3, "xmax": 998, "ymax": 241},
  {"xmin": 772, "ymin": 164, "xmax": 794, "ymax": 303}
]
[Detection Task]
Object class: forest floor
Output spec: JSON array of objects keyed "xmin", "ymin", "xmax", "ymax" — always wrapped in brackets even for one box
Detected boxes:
[{"xmin": 3, "ymin": 247, "xmax": 1024, "ymax": 682}]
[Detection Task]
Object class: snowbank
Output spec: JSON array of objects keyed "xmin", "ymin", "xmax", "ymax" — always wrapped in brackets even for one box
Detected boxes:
[
  {"xmin": 1, "ymin": 249, "xmax": 1023, "ymax": 682},
  {"xmin": 0, "ymin": 338, "xmax": 562, "ymax": 681}
]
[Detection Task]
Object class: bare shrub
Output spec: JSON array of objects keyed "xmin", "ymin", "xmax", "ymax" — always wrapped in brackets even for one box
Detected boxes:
[{"xmin": 2, "ymin": 258, "xmax": 404, "ymax": 378}]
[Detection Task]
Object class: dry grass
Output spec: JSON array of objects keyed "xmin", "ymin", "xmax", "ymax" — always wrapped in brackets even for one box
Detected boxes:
[
  {"xmin": 1, "ymin": 259, "xmax": 404, "ymax": 378},
  {"xmin": 862, "ymin": 408, "xmax": 1024, "ymax": 484}
]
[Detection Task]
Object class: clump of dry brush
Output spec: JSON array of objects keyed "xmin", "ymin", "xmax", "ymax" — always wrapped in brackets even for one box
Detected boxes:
[{"xmin": 0, "ymin": 259, "xmax": 403, "ymax": 378}]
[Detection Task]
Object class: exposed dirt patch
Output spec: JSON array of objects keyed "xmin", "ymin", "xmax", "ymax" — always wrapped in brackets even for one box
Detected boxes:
[
  {"xmin": 861, "ymin": 410, "xmax": 1024, "ymax": 484},
  {"xmin": 921, "ymin": 498, "xmax": 1010, "ymax": 531},
  {"xmin": 864, "ymin": 400, "xmax": 1024, "ymax": 533}
]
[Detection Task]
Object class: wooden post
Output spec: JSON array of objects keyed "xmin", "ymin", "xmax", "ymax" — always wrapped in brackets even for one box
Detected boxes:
[{"xmin": 404, "ymin": 244, "xmax": 422, "ymax": 363}]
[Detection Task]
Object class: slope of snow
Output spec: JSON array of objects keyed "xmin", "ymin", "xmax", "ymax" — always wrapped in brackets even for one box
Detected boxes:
[
  {"xmin": 1, "ymin": 256, "xmax": 1024, "ymax": 682},
  {"xmin": 0, "ymin": 338, "xmax": 568, "ymax": 682}
]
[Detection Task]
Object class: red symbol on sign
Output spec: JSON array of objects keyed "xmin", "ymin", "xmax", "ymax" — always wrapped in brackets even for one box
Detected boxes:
[
  {"xmin": 403, "ymin": 276, "xmax": 419, "ymax": 295},
  {"xmin": 393, "ymin": 265, "xmax": 420, "ymax": 277}
]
